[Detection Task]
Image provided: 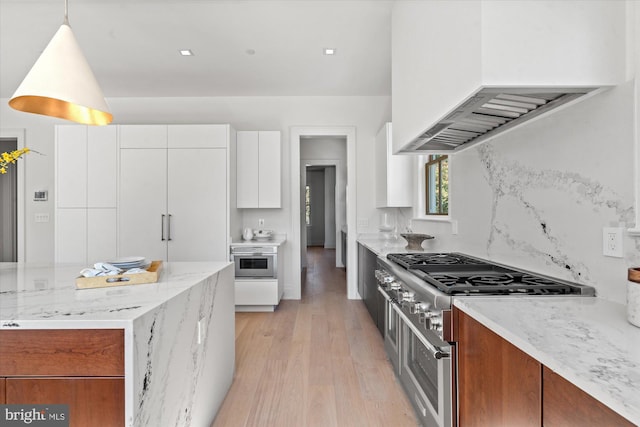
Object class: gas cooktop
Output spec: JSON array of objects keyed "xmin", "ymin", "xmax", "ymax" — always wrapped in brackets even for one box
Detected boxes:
[{"xmin": 386, "ymin": 252, "xmax": 595, "ymax": 296}]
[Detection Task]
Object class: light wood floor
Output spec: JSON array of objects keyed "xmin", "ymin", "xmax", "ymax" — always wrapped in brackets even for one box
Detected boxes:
[{"xmin": 211, "ymin": 247, "xmax": 418, "ymax": 427}]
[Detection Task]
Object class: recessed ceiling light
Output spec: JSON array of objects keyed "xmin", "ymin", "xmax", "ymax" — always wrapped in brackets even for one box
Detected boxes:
[
  {"xmin": 179, "ymin": 49, "xmax": 194, "ymax": 56},
  {"xmin": 323, "ymin": 48, "xmax": 336, "ymax": 55}
]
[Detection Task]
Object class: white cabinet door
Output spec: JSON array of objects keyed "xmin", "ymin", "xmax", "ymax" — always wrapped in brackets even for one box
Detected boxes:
[
  {"xmin": 376, "ymin": 123, "xmax": 413, "ymax": 208},
  {"xmin": 119, "ymin": 149, "xmax": 168, "ymax": 261},
  {"xmin": 55, "ymin": 209, "xmax": 87, "ymax": 263},
  {"xmin": 236, "ymin": 131, "xmax": 260, "ymax": 208},
  {"xmin": 168, "ymin": 124, "xmax": 228, "ymax": 149},
  {"xmin": 87, "ymin": 209, "xmax": 117, "ymax": 263},
  {"xmin": 119, "ymin": 125, "xmax": 167, "ymax": 149},
  {"xmin": 87, "ymin": 127, "xmax": 117, "ymax": 208},
  {"xmin": 56, "ymin": 126, "xmax": 87, "ymax": 208},
  {"xmin": 258, "ymin": 131, "xmax": 281, "ymax": 208},
  {"xmin": 236, "ymin": 130, "xmax": 281, "ymax": 208},
  {"xmin": 167, "ymin": 148, "xmax": 227, "ymax": 261}
]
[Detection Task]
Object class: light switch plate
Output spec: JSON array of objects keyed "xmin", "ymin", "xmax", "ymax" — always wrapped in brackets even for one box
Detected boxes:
[
  {"xmin": 602, "ymin": 227, "xmax": 623, "ymax": 258},
  {"xmin": 35, "ymin": 213, "xmax": 49, "ymax": 223}
]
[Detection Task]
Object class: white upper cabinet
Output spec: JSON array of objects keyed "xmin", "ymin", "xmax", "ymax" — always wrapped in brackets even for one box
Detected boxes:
[
  {"xmin": 119, "ymin": 125, "xmax": 167, "ymax": 149},
  {"xmin": 55, "ymin": 126, "xmax": 87, "ymax": 208},
  {"xmin": 87, "ymin": 127, "xmax": 117, "ymax": 208},
  {"xmin": 236, "ymin": 130, "xmax": 281, "ymax": 208},
  {"xmin": 168, "ymin": 124, "xmax": 228, "ymax": 148},
  {"xmin": 375, "ymin": 123, "xmax": 413, "ymax": 208},
  {"xmin": 391, "ymin": 0, "xmax": 627, "ymax": 153}
]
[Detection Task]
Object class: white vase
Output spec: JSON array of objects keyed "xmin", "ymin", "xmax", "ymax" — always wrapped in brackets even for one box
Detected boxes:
[{"xmin": 242, "ymin": 228, "xmax": 254, "ymax": 241}]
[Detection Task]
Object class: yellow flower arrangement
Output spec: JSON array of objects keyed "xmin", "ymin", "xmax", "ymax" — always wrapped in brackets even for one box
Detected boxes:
[{"xmin": 0, "ymin": 147, "xmax": 30, "ymax": 174}]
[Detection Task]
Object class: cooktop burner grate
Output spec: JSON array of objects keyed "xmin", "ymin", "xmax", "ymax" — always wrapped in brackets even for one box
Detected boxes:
[
  {"xmin": 387, "ymin": 252, "xmax": 487, "ymax": 269},
  {"xmin": 420, "ymin": 271, "xmax": 576, "ymax": 295},
  {"xmin": 388, "ymin": 252, "xmax": 584, "ymax": 296}
]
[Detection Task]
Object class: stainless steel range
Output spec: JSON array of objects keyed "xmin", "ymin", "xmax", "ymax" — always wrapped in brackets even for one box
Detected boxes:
[{"xmin": 376, "ymin": 252, "xmax": 595, "ymax": 427}]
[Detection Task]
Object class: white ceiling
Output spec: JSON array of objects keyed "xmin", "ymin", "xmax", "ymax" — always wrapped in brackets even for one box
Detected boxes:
[{"xmin": 0, "ymin": 0, "xmax": 393, "ymax": 98}]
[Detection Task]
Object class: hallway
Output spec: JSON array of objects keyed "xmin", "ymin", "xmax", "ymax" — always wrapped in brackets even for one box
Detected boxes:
[{"xmin": 212, "ymin": 247, "xmax": 418, "ymax": 426}]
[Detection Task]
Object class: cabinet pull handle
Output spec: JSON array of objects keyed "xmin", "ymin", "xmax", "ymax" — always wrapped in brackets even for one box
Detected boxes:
[
  {"xmin": 167, "ymin": 214, "xmax": 172, "ymax": 241},
  {"xmin": 161, "ymin": 214, "xmax": 166, "ymax": 241}
]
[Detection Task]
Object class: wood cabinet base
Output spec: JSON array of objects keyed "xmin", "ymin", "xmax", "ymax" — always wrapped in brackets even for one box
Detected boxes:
[
  {"xmin": 6, "ymin": 378, "xmax": 124, "ymax": 427},
  {"xmin": 456, "ymin": 309, "xmax": 541, "ymax": 427},
  {"xmin": 543, "ymin": 366, "xmax": 634, "ymax": 427}
]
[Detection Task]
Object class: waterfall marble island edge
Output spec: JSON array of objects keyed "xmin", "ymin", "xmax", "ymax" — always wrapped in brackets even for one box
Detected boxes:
[{"xmin": 0, "ymin": 262, "xmax": 235, "ymax": 427}]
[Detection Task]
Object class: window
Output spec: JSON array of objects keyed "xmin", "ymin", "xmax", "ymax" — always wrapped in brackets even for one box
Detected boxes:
[
  {"xmin": 305, "ymin": 185, "xmax": 311, "ymax": 225},
  {"xmin": 425, "ymin": 155, "xmax": 448, "ymax": 215}
]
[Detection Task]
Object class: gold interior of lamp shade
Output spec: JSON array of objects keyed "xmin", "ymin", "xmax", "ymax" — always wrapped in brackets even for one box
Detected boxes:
[
  {"xmin": 9, "ymin": 95, "xmax": 113, "ymax": 126},
  {"xmin": 8, "ymin": 22, "xmax": 112, "ymax": 126}
]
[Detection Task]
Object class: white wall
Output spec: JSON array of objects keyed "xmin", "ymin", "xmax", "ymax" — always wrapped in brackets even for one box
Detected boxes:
[
  {"xmin": 411, "ymin": 81, "xmax": 639, "ymax": 305},
  {"xmin": 0, "ymin": 95, "xmax": 390, "ymax": 299}
]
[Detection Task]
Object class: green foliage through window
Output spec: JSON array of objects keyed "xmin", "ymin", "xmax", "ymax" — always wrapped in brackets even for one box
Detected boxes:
[{"xmin": 425, "ymin": 155, "xmax": 448, "ymax": 215}]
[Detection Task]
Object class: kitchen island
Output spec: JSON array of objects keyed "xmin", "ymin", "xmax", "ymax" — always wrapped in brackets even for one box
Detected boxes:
[
  {"xmin": 454, "ymin": 296, "xmax": 640, "ymax": 425},
  {"xmin": 0, "ymin": 262, "xmax": 235, "ymax": 427}
]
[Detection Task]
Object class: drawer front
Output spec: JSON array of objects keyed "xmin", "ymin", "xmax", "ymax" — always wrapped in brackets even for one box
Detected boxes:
[
  {"xmin": 0, "ymin": 329, "xmax": 124, "ymax": 377},
  {"xmin": 6, "ymin": 377, "xmax": 124, "ymax": 427},
  {"xmin": 235, "ymin": 279, "xmax": 278, "ymax": 305}
]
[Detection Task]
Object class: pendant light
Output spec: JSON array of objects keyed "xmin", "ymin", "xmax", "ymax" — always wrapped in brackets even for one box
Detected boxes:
[{"xmin": 8, "ymin": 0, "xmax": 112, "ymax": 125}]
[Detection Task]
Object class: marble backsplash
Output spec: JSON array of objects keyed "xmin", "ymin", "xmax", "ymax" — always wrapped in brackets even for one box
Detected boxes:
[{"xmin": 411, "ymin": 81, "xmax": 640, "ymax": 305}]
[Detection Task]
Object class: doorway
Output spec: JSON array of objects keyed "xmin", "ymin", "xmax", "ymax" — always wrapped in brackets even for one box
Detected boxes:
[
  {"xmin": 290, "ymin": 126, "xmax": 357, "ymax": 300},
  {"xmin": 0, "ymin": 129, "xmax": 26, "ymax": 262},
  {"xmin": 0, "ymin": 137, "xmax": 18, "ymax": 261},
  {"xmin": 305, "ymin": 165, "xmax": 336, "ymax": 248}
]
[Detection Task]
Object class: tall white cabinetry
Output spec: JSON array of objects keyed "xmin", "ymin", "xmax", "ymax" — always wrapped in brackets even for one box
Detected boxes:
[
  {"xmin": 119, "ymin": 125, "xmax": 230, "ymax": 262},
  {"xmin": 375, "ymin": 122, "xmax": 413, "ymax": 208},
  {"xmin": 55, "ymin": 124, "xmax": 232, "ymax": 264},
  {"xmin": 55, "ymin": 126, "xmax": 117, "ymax": 263},
  {"xmin": 236, "ymin": 131, "xmax": 281, "ymax": 208}
]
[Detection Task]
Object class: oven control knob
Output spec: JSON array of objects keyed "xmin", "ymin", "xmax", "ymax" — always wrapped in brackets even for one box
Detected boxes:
[
  {"xmin": 420, "ymin": 311, "xmax": 435, "ymax": 324},
  {"xmin": 429, "ymin": 315, "xmax": 443, "ymax": 331},
  {"xmin": 410, "ymin": 302, "xmax": 429, "ymax": 315},
  {"xmin": 400, "ymin": 291, "xmax": 415, "ymax": 304}
]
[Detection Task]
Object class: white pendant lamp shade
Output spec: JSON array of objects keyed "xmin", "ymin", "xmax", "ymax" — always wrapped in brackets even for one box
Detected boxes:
[{"xmin": 9, "ymin": 23, "xmax": 112, "ymax": 125}]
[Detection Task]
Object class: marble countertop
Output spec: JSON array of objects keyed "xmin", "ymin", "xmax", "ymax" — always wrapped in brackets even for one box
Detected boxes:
[
  {"xmin": 357, "ymin": 235, "xmax": 412, "ymax": 256},
  {"xmin": 0, "ymin": 261, "xmax": 232, "ymax": 329},
  {"xmin": 229, "ymin": 235, "xmax": 286, "ymax": 248},
  {"xmin": 454, "ymin": 297, "xmax": 640, "ymax": 424}
]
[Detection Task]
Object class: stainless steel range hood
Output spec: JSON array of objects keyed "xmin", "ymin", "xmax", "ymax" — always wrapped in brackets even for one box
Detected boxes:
[{"xmin": 401, "ymin": 87, "xmax": 602, "ymax": 153}]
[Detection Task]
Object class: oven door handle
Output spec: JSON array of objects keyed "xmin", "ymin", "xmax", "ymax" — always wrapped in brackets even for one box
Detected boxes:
[{"xmin": 392, "ymin": 303, "xmax": 450, "ymax": 360}]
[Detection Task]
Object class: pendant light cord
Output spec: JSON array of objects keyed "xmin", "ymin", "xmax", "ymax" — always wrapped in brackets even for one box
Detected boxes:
[{"xmin": 63, "ymin": 0, "xmax": 69, "ymax": 25}]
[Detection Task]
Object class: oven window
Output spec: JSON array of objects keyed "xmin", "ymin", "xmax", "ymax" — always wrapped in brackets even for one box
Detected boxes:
[
  {"xmin": 408, "ymin": 332, "xmax": 439, "ymax": 409},
  {"xmin": 239, "ymin": 258, "xmax": 268, "ymax": 270}
]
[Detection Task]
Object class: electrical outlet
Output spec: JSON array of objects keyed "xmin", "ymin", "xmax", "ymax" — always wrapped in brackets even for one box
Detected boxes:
[
  {"xmin": 357, "ymin": 218, "xmax": 369, "ymax": 228},
  {"xmin": 197, "ymin": 318, "xmax": 206, "ymax": 345},
  {"xmin": 602, "ymin": 227, "xmax": 623, "ymax": 258},
  {"xmin": 258, "ymin": 218, "xmax": 265, "ymax": 227}
]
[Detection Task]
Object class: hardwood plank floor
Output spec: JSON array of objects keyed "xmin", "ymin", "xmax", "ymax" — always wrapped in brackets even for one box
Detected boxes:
[{"xmin": 212, "ymin": 247, "xmax": 418, "ymax": 427}]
